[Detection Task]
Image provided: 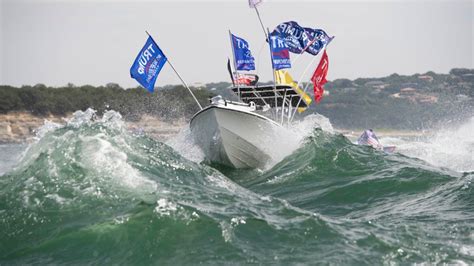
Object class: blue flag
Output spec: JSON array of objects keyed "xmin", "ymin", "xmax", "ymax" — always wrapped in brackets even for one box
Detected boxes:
[
  {"xmin": 303, "ymin": 27, "xmax": 333, "ymax": 56},
  {"xmin": 271, "ymin": 21, "xmax": 333, "ymax": 56},
  {"xmin": 270, "ymin": 35, "xmax": 291, "ymax": 70},
  {"xmin": 231, "ymin": 34, "xmax": 255, "ymax": 71},
  {"xmin": 130, "ymin": 36, "xmax": 167, "ymax": 92}
]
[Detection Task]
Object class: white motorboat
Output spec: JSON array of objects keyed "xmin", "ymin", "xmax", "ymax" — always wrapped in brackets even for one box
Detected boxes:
[
  {"xmin": 128, "ymin": 13, "xmax": 332, "ymax": 169},
  {"xmin": 189, "ymin": 20, "xmax": 329, "ymax": 169},
  {"xmin": 190, "ymin": 84, "xmax": 308, "ymax": 168}
]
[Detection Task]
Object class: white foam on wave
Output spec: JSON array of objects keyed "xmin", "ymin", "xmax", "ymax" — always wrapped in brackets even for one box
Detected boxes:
[
  {"xmin": 31, "ymin": 108, "xmax": 122, "ymax": 140},
  {"xmin": 206, "ymin": 173, "xmax": 240, "ymax": 191},
  {"xmin": 66, "ymin": 108, "xmax": 97, "ymax": 127},
  {"xmin": 165, "ymin": 126, "xmax": 205, "ymax": 164},
  {"xmin": 291, "ymin": 113, "xmax": 335, "ymax": 136},
  {"xmin": 266, "ymin": 113, "xmax": 335, "ymax": 168},
  {"xmin": 25, "ymin": 109, "xmax": 159, "ymax": 199},
  {"xmin": 381, "ymin": 117, "xmax": 474, "ymax": 172},
  {"xmin": 34, "ymin": 120, "xmax": 63, "ymax": 139},
  {"xmin": 80, "ymin": 134, "xmax": 158, "ymax": 192},
  {"xmin": 154, "ymin": 198, "xmax": 180, "ymax": 216}
]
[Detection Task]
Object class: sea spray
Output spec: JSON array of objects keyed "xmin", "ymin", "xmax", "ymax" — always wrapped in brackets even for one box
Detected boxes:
[
  {"xmin": 266, "ymin": 114, "xmax": 336, "ymax": 169},
  {"xmin": 165, "ymin": 126, "xmax": 205, "ymax": 164},
  {"xmin": 0, "ymin": 110, "xmax": 472, "ymax": 264},
  {"xmin": 0, "ymin": 110, "xmax": 334, "ymax": 263},
  {"xmin": 381, "ymin": 116, "xmax": 474, "ymax": 172}
]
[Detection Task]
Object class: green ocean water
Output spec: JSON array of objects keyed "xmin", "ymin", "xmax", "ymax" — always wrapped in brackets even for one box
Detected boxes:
[{"xmin": 0, "ymin": 110, "xmax": 473, "ymax": 264}]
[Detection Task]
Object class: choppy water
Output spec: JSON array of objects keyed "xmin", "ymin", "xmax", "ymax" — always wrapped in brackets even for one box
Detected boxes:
[{"xmin": 0, "ymin": 109, "xmax": 473, "ymax": 264}]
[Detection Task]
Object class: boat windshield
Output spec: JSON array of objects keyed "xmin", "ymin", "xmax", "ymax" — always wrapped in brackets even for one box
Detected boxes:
[{"xmin": 231, "ymin": 85, "xmax": 308, "ymax": 108}]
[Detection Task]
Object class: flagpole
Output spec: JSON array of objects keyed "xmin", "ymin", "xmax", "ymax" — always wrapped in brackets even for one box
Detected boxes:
[
  {"xmin": 289, "ymin": 49, "xmax": 325, "ymax": 122},
  {"xmin": 290, "ymin": 82, "xmax": 311, "ymax": 123},
  {"xmin": 281, "ymin": 86, "xmax": 287, "ymax": 124},
  {"xmin": 250, "ymin": 4, "xmax": 279, "ymax": 120},
  {"xmin": 146, "ymin": 31, "xmax": 202, "ymax": 110},
  {"xmin": 288, "ymin": 96, "xmax": 292, "ymax": 126},
  {"xmin": 254, "ymin": 7, "xmax": 268, "ymax": 40},
  {"xmin": 267, "ymin": 28, "xmax": 279, "ymax": 122},
  {"xmin": 295, "ymin": 52, "xmax": 319, "ymax": 92},
  {"xmin": 281, "ymin": 37, "xmax": 319, "ymax": 78},
  {"xmin": 166, "ymin": 60, "xmax": 203, "ymax": 110}
]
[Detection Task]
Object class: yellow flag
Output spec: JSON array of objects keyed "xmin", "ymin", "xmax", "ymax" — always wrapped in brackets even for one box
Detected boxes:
[{"xmin": 274, "ymin": 70, "xmax": 312, "ymax": 113}]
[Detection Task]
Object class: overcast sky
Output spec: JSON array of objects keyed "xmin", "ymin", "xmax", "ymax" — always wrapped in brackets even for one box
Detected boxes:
[{"xmin": 0, "ymin": 0, "xmax": 472, "ymax": 88}]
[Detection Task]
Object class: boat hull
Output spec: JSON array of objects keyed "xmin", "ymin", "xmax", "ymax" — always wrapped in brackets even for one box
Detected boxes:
[{"xmin": 190, "ymin": 106, "xmax": 285, "ymax": 168}]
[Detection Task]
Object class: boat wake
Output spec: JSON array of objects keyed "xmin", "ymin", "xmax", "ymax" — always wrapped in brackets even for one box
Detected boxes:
[{"xmin": 168, "ymin": 113, "xmax": 335, "ymax": 170}]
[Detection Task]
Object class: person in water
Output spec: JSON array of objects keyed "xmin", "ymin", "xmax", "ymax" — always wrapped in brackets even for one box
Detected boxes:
[{"xmin": 357, "ymin": 129, "xmax": 383, "ymax": 150}]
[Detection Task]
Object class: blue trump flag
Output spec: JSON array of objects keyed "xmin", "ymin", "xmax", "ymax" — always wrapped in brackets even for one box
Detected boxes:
[
  {"xmin": 130, "ymin": 36, "xmax": 167, "ymax": 92},
  {"xmin": 270, "ymin": 35, "xmax": 291, "ymax": 70},
  {"xmin": 231, "ymin": 34, "xmax": 255, "ymax": 71},
  {"xmin": 271, "ymin": 21, "xmax": 333, "ymax": 56},
  {"xmin": 303, "ymin": 27, "xmax": 333, "ymax": 56}
]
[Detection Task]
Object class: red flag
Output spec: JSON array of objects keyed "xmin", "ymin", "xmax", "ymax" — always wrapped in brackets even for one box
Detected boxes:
[{"xmin": 311, "ymin": 50, "xmax": 329, "ymax": 103}]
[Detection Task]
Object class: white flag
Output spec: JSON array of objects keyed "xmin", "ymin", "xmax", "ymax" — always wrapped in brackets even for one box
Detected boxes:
[{"xmin": 248, "ymin": 0, "xmax": 263, "ymax": 8}]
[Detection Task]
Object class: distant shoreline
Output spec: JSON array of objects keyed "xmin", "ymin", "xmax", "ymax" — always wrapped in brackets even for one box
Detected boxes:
[
  {"xmin": 1, "ymin": 68, "xmax": 472, "ymax": 132},
  {"xmin": 0, "ymin": 111, "xmax": 434, "ymax": 144}
]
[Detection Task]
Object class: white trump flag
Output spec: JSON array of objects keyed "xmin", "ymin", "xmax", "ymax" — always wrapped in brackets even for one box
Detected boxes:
[{"xmin": 248, "ymin": 0, "xmax": 263, "ymax": 8}]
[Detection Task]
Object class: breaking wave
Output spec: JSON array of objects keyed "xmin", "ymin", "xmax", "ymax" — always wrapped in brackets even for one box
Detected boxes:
[
  {"xmin": 381, "ymin": 116, "xmax": 474, "ymax": 172},
  {"xmin": 0, "ymin": 110, "xmax": 472, "ymax": 264}
]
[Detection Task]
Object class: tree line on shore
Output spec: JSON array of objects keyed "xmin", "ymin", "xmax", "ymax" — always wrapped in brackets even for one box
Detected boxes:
[
  {"xmin": 313, "ymin": 68, "xmax": 473, "ymax": 129},
  {"xmin": 0, "ymin": 83, "xmax": 212, "ymax": 121},
  {"xmin": 0, "ymin": 68, "xmax": 472, "ymax": 129}
]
